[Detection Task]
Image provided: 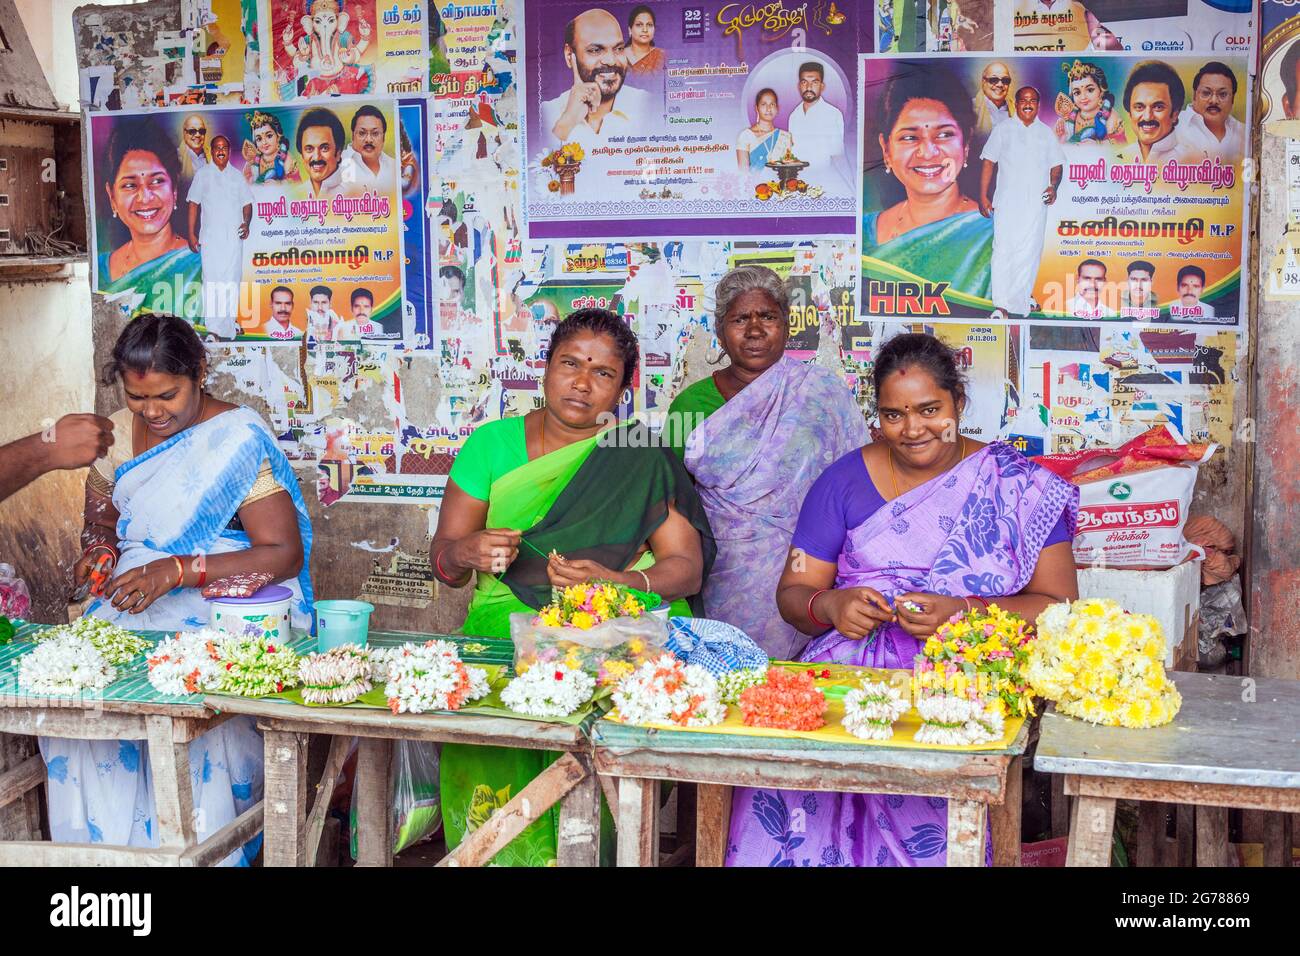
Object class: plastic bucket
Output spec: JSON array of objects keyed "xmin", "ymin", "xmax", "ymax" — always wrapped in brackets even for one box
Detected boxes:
[
  {"xmin": 208, "ymin": 585, "xmax": 293, "ymax": 642},
  {"xmin": 314, "ymin": 600, "xmax": 375, "ymax": 651}
]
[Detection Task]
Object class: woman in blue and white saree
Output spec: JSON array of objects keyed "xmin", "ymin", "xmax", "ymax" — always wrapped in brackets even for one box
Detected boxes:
[
  {"xmin": 43, "ymin": 313, "xmax": 313, "ymax": 865},
  {"xmin": 736, "ymin": 88, "xmax": 795, "ymax": 176}
]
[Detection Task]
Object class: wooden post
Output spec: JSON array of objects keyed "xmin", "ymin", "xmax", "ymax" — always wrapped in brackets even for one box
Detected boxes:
[
  {"xmin": 354, "ymin": 737, "xmax": 394, "ymax": 867},
  {"xmin": 1175, "ymin": 804, "xmax": 1195, "ymax": 867},
  {"xmin": 1049, "ymin": 772, "xmax": 1070, "ymax": 839},
  {"xmin": 616, "ymin": 777, "xmax": 659, "ymax": 867},
  {"xmin": 1263, "ymin": 811, "xmax": 1294, "ymax": 867},
  {"xmin": 263, "ymin": 729, "xmax": 308, "ymax": 867},
  {"xmin": 145, "ymin": 715, "xmax": 196, "ymax": 849},
  {"xmin": 1065, "ymin": 791, "xmax": 1116, "ymax": 867},
  {"xmin": 1135, "ymin": 802, "xmax": 1163, "ymax": 868},
  {"xmin": 557, "ymin": 754, "xmax": 602, "ymax": 867},
  {"xmin": 0, "ymin": 734, "xmax": 41, "ymax": 841},
  {"xmin": 305, "ymin": 735, "xmax": 352, "ymax": 867},
  {"xmin": 695, "ymin": 783, "xmax": 733, "ymax": 867},
  {"xmin": 946, "ymin": 799, "xmax": 987, "ymax": 867},
  {"xmin": 989, "ymin": 756, "xmax": 1022, "ymax": 867},
  {"xmin": 1195, "ymin": 806, "xmax": 1232, "ymax": 867}
]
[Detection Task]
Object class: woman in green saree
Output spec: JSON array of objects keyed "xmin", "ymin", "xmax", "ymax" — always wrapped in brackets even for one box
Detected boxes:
[{"xmin": 430, "ymin": 308, "xmax": 715, "ymax": 865}]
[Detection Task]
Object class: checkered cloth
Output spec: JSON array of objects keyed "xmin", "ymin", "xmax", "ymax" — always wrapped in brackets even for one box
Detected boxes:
[{"xmin": 665, "ymin": 617, "xmax": 769, "ymax": 676}]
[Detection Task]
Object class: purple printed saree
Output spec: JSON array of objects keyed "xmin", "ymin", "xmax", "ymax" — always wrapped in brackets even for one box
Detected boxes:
[
  {"xmin": 725, "ymin": 441, "xmax": 1078, "ymax": 866},
  {"xmin": 684, "ymin": 356, "xmax": 868, "ymax": 660}
]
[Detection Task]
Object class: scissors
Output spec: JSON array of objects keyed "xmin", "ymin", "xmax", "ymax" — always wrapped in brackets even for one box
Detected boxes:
[{"xmin": 69, "ymin": 548, "xmax": 117, "ymax": 603}]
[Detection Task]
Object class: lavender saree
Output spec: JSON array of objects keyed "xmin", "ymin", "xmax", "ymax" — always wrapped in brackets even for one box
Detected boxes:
[
  {"xmin": 725, "ymin": 441, "xmax": 1078, "ymax": 866},
  {"xmin": 683, "ymin": 357, "xmax": 868, "ymax": 660}
]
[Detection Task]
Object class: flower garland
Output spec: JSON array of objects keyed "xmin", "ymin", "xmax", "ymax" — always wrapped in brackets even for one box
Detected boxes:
[
  {"xmin": 534, "ymin": 581, "xmax": 645, "ymax": 630},
  {"xmin": 299, "ymin": 644, "xmax": 373, "ymax": 705},
  {"xmin": 612, "ymin": 656, "xmax": 725, "ymax": 728},
  {"xmin": 738, "ymin": 668, "xmax": 826, "ymax": 731},
  {"xmin": 920, "ymin": 604, "xmax": 1037, "ymax": 717},
  {"xmin": 147, "ymin": 629, "xmax": 224, "ymax": 696},
  {"xmin": 383, "ymin": 640, "xmax": 491, "ymax": 715},
  {"xmin": 213, "ymin": 634, "xmax": 301, "ymax": 697},
  {"xmin": 37, "ymin": 617, "xmax": 149, "ymax": 666},
  {"xmin": 499, "ymin": 664, "xmax": 595, "ymax": 718},
  {"xmin": 717, "ymin": 666, "xmax": 767, "ymax": 704},
  {"xmin": 842, "ymin": 680, "xmax": 911, "ymax": 741},
  {"xmin": 18, "ymin": 635, "xmax": 115, "ymax": 695},
  {"xmin": 913, "ymin": 693, "xmax": 1005, "ymax": 746},
  {"xmin": 1025, "ymin": 598, "xmax": 1182, "ymax": 728}
]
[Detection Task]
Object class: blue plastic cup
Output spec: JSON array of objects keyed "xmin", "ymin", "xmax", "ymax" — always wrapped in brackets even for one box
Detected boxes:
[{"xmin": 314, "ymin": 600, "xmax": 375, "ymax": 651}]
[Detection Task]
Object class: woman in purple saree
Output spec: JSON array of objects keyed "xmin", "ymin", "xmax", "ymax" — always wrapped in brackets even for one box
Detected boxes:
[
  {"xmin": 672, "ymin": 265, "xmax": 869, "ymax": 660},
  {"xmin": 726, "ymin": 333, "xmax": 1079, "ymax": 866}
]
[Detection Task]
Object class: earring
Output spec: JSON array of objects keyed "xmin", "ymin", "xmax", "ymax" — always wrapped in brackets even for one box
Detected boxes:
[
  {"xmin": 884, "ymin": 163, "xmax": 892, "ymax": 175},
  {"xmin": 112, "ymin": 210, "xmax": 118, "ymax": 219}
]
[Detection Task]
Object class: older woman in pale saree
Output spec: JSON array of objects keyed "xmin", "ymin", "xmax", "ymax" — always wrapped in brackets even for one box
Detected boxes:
[{"xmin": 43, "ymin": 314, "xmax": 313, "ymax": 865}]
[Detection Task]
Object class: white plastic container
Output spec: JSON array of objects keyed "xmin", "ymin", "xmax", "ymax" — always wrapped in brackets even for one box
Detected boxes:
[
  {"xmin": 207, "ymin": 584, "xmax": 294, "ymax": 643},
  {"xmin": 1076, "ymin": 559, "xmax": 1201, "ymax": 669}
]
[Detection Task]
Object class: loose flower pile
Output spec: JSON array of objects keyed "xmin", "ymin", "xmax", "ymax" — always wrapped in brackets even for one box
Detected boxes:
[
  {"xmin": 499, "ymin": 664, "xmax": 596, "ymax": 718},
  {"xmin": 383, "ymin": 640, "xmax": 490, "ymax": 715},
  {"xmin": 299, "ymin": 644, "xmax": 372, "ymax": 705},
  {"xmin": 534, "ymin": 582, "xmax": 646, "ymax": 630},
  {"xmin": 1025, "ymin": 598, "xmax": 1182, "ymax": 728},
  {"xmin": 717, "ymin": 666, "xmax": 767, "ymax": 704},
  {"xmin": 612, "ymin": 656, "xmax": 726, "ymax": 728},
  {"xmin": 738, "ymin": 667, "xmax": 826, "ymax": 731},
  {"xmin": 913, "ymin": 693, "xmax": 1005, "ymax": 746},
  {"xmin": 842, "ymin": 680, "xmax": 911, "ymax": 741},
  {"xmin": 920, "ymin": 604, "xmax": 1037, "ymax": 717},
  {"xmin": 147, "ymin": 629, "xmax": 224, "ymax": 696},
  {"xmin": 213, "ymin": 634, "xmax": 301, "ymax": 697},
  {"xmin": 18, "ymin": 634, "xmax": 115, "ymax": 695},
  {"xmin": 37, "ymin": 618, "xmax": 149, "ymax": 666}
]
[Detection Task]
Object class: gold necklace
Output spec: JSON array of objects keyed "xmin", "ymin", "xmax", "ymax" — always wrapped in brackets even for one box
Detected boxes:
[{"xmin": 888, "ymin": 435, "xmax": 965, "ymax": 499}]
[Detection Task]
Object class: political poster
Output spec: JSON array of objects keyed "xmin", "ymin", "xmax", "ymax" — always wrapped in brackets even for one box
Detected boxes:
[
  {"xmin": 522, "ymin": 0, "xmax": 867, "ymax": 239},
  {"xmin": 1012, "ymin": 0, "xmax": 1255, "ymax": 56},
  {"xmin": 88, "ymin": 98, "xmax": 405, "ymax": 343},
  {"xmin": 858, "ymin": 54, "xmax": 1249, "ymax": 326}
]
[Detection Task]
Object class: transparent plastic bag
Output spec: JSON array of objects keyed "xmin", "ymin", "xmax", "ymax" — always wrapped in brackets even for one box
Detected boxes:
[
  {"xmin": 349, "ymin": 740, "xmax": 441, "ymax": 859},
  {"xmin": 510, "ymin": 612, "xmax": 668, "ymax": 686},
  {"xmin": 0, "ymin": 563, "xmax": 31, "ymax": 619}
]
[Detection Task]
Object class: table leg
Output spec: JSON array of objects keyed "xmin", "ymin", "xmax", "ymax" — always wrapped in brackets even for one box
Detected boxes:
[
  {"xmin": 145, "ymin": 715, "xmax": 196, "ymax": 850},
  {"xmin": 946, "ymin": 799, "xmax": 987, "ymax": 867},
  {"xmin": 305, "ymin": 735, "xmax": 352, "ymax": 867},
  {"xmin": 1135, "ymin": 802, "xmax": 1163, "ymax": 868},
  {"xmin": 1175, "ymin": 805, "xmax": 1195, "ymax": 867},
  {"xmin": 1263, "ymin": 811, "xmax": 1294, "ymax": 868},
  {"xmin": 355, "ymin": 737, "xmax": 394, "ymax": 867},
  {"xmin": 1195, "ymin": 806, "xmax": 1232, "ymax": 867},
  {"xmin": 616, "ymin": 777, "xmax": 659, "ymax": 867},
  {"xmin": 695, "ymin": 783, "xmax": 733, "ymax": 867},
  {"xmin": 557, "ymin": 754, "xmax": 601, "ymax": 867},
  {"xmin": 1050, "ymin": 772, "xmax": 1070, "ymax": 839},
  {"xmin": 1065, "ymin": 793, "xmax": 1116, "ymax": 867},
  {"xmin": 989, "ymin": 755, "xmax": 1022, "ymax": 867},
  {"xmin": 263, "ymin": 729, "xmax": 308, "ymax": 867}
]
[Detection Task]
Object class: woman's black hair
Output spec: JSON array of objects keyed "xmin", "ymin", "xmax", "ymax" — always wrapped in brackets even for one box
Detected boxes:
[
  {"xmin": 104, "ymin": 118, "xmax": 182, "ymax": 190},
  {"xmin": 549, "ymin": 308, "xmax": 639, "ymax": 391},
  {"xmin": 878, "ymin": 65, "xmax": 976, "ymax": 147},
  {"xmin": 627, "ymin": 3, "xmax": 655, "ymax": 31},
  {"xmin": 754, "ymin": 86, "xmax": 778, "ymax": 109},
  {"xmin": 872, "ymin": 332, "xmax": 966, "ymax": 407},
  {"xmin": 101, "ymin": 312, "xmax": 207, "ymax": 386}
]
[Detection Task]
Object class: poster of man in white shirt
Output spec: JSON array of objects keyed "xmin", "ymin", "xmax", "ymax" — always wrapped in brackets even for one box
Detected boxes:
[
  {"xmin": 296, "ymin": 107, "xmax": 346, "ymax": 199},
  {"xmin": 261, "ymin": 285, "xmax": 303, "ymax": 340},
  {"xmin": 1120, "ymin": 61, "xmax": 1200, "ymax": 165},
  {"xmin": 340, "ymin": 104, "xmax": 397, "ymax": 192},
  {"xmin": 979, "ymin": 87, "xmax": 1064, "ymax": 319},
  {"xmin": 788, "ymin": 60, "xmax": 850, "ymax": 195},
  {"xmin": 973, "ymin": 62, "xmax": 1014, "ymax": 136},
  {"xmin": 1168, "ymin": 265, "xmax": 1217, "ymax": 321},
  {"xmin": 186, "ymin": 135, "xmax": 253, "ymax": 340},
  {"xmin": 1069, "ymin": 258, "xmax": 1117, "ymax": 319},
  {"xmin": 1176, "ymin": 61, "xmax": 1245, "ymax": 164}
]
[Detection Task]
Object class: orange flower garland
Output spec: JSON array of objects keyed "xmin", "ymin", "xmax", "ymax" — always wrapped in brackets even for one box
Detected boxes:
[{"xmin": 738, "ymin": 667, "xmax": 826, "ymax": 731}]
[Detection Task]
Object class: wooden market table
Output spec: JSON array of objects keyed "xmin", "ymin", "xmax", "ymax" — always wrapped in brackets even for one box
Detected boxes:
[
  {"xmin": 593, "ymin": 716, "xmax": 1032, "ymax": 867},
  {"xmin": 1035, "ymin": 671, "xmax": 1300, "ymax": 867},
  {"xmin": 207, "ymin": 630, "xmax": 603, "ymax": 868},
  {"xmin": 0, "ymin": 622, "xmax": 264, "ymax": 866}
]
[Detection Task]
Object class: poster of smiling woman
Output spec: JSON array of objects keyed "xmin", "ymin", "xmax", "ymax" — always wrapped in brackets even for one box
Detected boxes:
[
  {"xmin": 858, "ymin": 53, "xmax": 1249, "ymax": 327},
  {"xmin": 522, "ymin": 0, "xmax": 868, "ymax": 240},
  {"xmin": 88, "ymin": 98, "xmax": 406, "ymax": 343}
]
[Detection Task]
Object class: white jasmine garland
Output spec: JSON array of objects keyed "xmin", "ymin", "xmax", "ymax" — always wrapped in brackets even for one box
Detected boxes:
[
  {"xmin": 612, "ymin": 657, "xmax": 726, "ymax": 728},
  {"xmin": 213, "ymin": 633, "xmax": 301, "ymax": 697},
  {"xmin": 842, "ymin": 680, "xmax": 910, "ymax": 741},
  {"xmin": 913, "ymin": 694, "xmax": 1005, "ymax": 746},
  {"xmin": 383, "ymin": 640, "xmax": 491, "ymax": 714},
  {"xmin": 18, "ymin": 635, "xmax": 116, "ymax": 695},
  {"xmin": 299, "ymin": 644, "xmax": 372, "ymax": 705},
  {"xmin": 38, "ymin": 617, "xmax": 149, "ymax": 666},
  {"xmin": 500, "ymin": 664, "xmax": 595, "ymax": 718},
  {"xmin": 147, "ymin": 628, "xmax": 224, "ymax": 696},
  {"xmin": 717, "ymin": 667, "xmax": 767, "ymax": 704}
]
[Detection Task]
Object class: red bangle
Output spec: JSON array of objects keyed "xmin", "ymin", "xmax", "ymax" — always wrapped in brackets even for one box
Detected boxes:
[
  {"xmin": 170, "ymin": 556, "xmax": 185, "ymax": 589},
  {"xmin": 808, "ymin": 588, "xmax": 831, "ymax": 629},
  {"xmin": 970, "ymin": 595, "xmax": 989, "ymax": 612},
  {"xmin": 434, "ymin": 547, "xmax": 456, "ymax": 584},
  {"xmin": 197, "ymin": 557, "xmax": 207, "ymax": 589}
]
